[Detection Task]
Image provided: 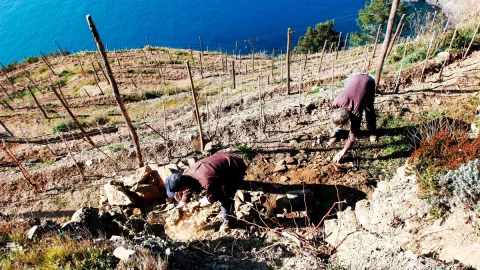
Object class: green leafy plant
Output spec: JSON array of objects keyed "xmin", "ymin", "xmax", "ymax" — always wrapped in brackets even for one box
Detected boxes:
[{"xmin": 295, "ymin": 20, "xmax": 340, "ymax": 54}]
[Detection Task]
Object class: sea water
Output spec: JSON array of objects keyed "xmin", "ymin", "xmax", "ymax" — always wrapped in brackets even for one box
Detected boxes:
[{"xmin": 0, "ymin": 0, "xmax": 437, "ymax": 64}]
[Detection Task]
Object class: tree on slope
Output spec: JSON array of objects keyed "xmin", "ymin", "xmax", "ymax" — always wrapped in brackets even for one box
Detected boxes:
[
  {"xmin": 295, "ymin": 20, "xmax": 340, "ymax": 54},
  {"xmin": 350, "ymin": 0, "xmax": 411, "ymax": 46}
]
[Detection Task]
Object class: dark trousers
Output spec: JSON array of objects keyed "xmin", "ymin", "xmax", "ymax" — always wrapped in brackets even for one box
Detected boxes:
[{"xmin": 219, "ymin": 175, "xmax": 244, "ymax": 221}]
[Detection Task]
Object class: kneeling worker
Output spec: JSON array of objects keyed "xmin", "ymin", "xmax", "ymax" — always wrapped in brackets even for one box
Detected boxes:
[
  {"xmin": 328, "ymin": 73, "xmax": 377, "ymax": 163},
  {"xmin": 165, "ymin": 152, "xmax": 247, "ymax": 231}
]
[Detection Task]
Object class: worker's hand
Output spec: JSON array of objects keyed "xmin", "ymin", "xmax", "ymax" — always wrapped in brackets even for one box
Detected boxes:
[
  {"xmin": 333, "ymin": 150, "xmax": 346, "ymax": 164},
  {"xmin": 175, "ymin": 201, "xmax": 186, "ymax": 210},
  {"xmin": 199, "ymin": 196, "xmax": 211, "ymax": 207}
]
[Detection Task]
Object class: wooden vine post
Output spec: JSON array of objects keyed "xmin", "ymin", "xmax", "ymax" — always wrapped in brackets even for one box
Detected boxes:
[
  {"xmin": 86, "ymin": 14, "xmax": 144, "ymax": 167},
  {"xmin": 186, "ymin": 60, "xmax": 205, "ymax": 151},
  {"xmin": 375, "ymin": 0, "xmax": 400, "ymax": 92},
  {"xmin": 2, "ymin": 140, "xmax": 42, "ymax": 192},
  {"xmin": 335, "ymin": 32, "xmax": 342, "ymax": 60},
  {"xmin": 286, "ymin": 28, "xmax": 292, "ymax": 94},
  {"xmin": 39, "ymin": 51, "xmax": 56, "ymax": 75},
  {"xmin": 50, "ymin": 84, "xmax": 94, "ymax": 146},
  {"xmin": 367, "ymin": 24, "xmax": 382, "ymax": 70},
  {"xmin": 232, "ymin": 60, "xmax": 236, "ymax": 89},
  {"xmin": 387, "ymin": 14, "xmax": 406, "ymax": 57},
  {"xmin": 420, "ymin": 30, "xmax": 437, "ymax": 82},
  {"xmin": 26, "ymin": 84, "xmax": 48, "ymax": 119},
  {"xmin": 0, "ymin": 62, "xmax": 15, "ymax": 88},
  {"xmin": 463, "ymin": 20, "xmax": 480, "ymax": 59},
  {"xmin": 0, "ymin": 120, "xmax": 13, "ymax": 136},
  {"xmin": 439, "ymin": 25, "xmax": 459, "ymax": 81}
]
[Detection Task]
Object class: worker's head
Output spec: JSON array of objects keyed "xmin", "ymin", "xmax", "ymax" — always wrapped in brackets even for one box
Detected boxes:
[
  {"xmin": 165, "ymin": 173, "xmax": 183, "ymax": 201},
  {"xmin": 331, "ymin": 108, "xmax": 350, "ymax": 128}
]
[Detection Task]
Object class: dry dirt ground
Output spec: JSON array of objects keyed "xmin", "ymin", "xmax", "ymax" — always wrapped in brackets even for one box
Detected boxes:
[{"xmin": 0, "ymin": 43, "xmax": 480, "ymax": 268}]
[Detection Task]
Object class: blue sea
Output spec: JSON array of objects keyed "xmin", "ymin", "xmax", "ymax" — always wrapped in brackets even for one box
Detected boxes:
[{"xmin": 0, "ymin": 1, "xmax": 437, "ymax": 64}]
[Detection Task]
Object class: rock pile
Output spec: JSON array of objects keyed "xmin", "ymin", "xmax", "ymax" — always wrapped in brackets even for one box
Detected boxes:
[
  {"xmin": 324, "ymin": 165, "xmax": 480, "ymax": 269},
  {"xmin": 100, "ymin": 163, "xmax": 182, "ymax": 213}
]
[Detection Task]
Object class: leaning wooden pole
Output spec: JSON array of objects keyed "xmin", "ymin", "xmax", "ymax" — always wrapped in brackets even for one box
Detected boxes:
[
  {"xmin": 232, "ymin": 60, "xmax": 236, "ymax": 89},
  {"xmin": 50, "ymin": 85, "xmax": 95, "ymax": 145},
  {"xmin": 286, "ymin": 28, "xmax": 292, "ymax": 94},
  {"xmin": 367, "ymin": 24, "xmax": 382, "ymax": 71},
  {"xmin": 439, "ymin": 25, "xmax": 459, "ymax": 81},
  {"xmin": 2, "ymin": 140, "xmax": 42, "ymax": 192},
  {"xmin": 420, "ymin": 30, "xmax": 437, "ymax": 82},
  {"xmin": 0, "ymin": 120, "xmax": 13, "ymax": 136},
  {"xmin": 26, "ymin": 85, "xmax": 48, "ymax": 119},
  {"xmin": 86, "ymin": 14, "xmax": 144, "ymax": 167},
  {"xmin": 387, "ymin": 14, "xmax": 406, "ymax": 57},
  {"xmin": 186, "ymin": 60, "xmax": 205, "ymax": 151},
  {"xmin": 463, "ymin": 20, "xmax": 480, "ymax": 59},
  {"xmin": 375, "ymin": 0, "xmax": 400, "ymax": 92},
  {"xmin": 0, "ymin": 62, "xmax": 15, "ymax": 88}
]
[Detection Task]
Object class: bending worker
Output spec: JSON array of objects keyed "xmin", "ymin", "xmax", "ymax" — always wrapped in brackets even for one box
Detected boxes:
[
  {"xmin": 165, "ymin": 152, "xmax": 247, "ymax": 231},
  {"xmin": 328, "ymin": 73, "xmax": 377, "ymax": 163}
]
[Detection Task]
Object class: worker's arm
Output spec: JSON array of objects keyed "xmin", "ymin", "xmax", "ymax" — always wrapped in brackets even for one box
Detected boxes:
[{"xmin": 333, "ymin": 115, "xmax": 361, "ymax": 163}]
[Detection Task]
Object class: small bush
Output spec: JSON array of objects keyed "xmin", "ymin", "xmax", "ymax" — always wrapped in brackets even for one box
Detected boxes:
[
  {"xmin": 236, "ymin": 143, "xmax": 254, "ymax": 160},
  {"xmin": 439, "ymin": 159, "xmax": 480, "ymax": 205},
  {"xmin": 52, "ymin": 119, "xmax": 85, "ymax": 134},
  {"xmin": 24, "ymin": 56, "xmax": 39, "ymax": 64},
  {"xmin": 123, "ymin": 93, "xmax": 142, "ymax": 103},
  {"xmin": 144, "ymin": 91, "xmax": 163, "ymax": 100}
]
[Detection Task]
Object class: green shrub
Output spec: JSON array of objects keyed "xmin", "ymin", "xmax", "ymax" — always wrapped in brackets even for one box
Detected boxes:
[
  {"xmin": 144, "ymin": 91, "xmax": 163, "ymax": 99},
  {"xmin": 52, "ymin": 119, "xmax": 85, "ymax": 134},
  {"xmin": 123, "ymin": 93, "xmax": 142, "ymax": 103},
  {"xmin": 24, "ymin": 56, "xmax": 39, "ymax": 64}
]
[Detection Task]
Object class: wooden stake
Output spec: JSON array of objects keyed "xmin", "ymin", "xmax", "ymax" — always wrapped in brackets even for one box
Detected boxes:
[
  {"xmin": 2, "ymin": 140, "xmax": 42, "ymax": 192},
  {"xmin": 439, "ymin": 25, "xmax": 459, "ymax": 81},
  {"xmin": 49, "ymin": 78, "xmax": 69, "ymax": 107},
  {"xmin": 23, "ymin": 71, "xmax": 43, "ymax": 94},
  {"xmin": 26, "ymin": 85, "xmax": 48, "ymax": 119},
  {"xmin": 96, "ymin": 61, "xmax": 109, "ymax": 82},
  {"xmin": 368, "ymin": 24, "xmax": 382, "ymax": 70},
  {"xmin": 186, "ymin": 60, "xmax": 205, "ymax": 151},
  {"xmin": 1, "ymin": 100, "xmax": 13, "ymax": 111},
  {"xmin": 39, "ymin": 51, "xmax": 56, "ymax": 75},
  {"xmin": 287, "ymin": 28, "xmax": 292, "ymax": 94},
  {"xmin": 235, "ymin": 41, "xmax": 239, "ymax": 60},
  {"xmin": 335, "ymin": 32, "xmax": 342, "ymax": 60},
  {"xmin": 114, "ymin": 49, "xmax": 122, "ymax": 68},
  {"xmin": 54, "ymin": 40, "xmax": 66, "ymax": 56},
  {"xmin": 0, "ymin": 120, "xmax": 13, "ymax": 136},
  {"xmin": 91, "ymin": 62, "xmax": 101, "ymax": 82},
  {"xmin": 258, "ymin": 77, "xmax": 263, "ymax": 123},
  {"xmin": 463, "ymin": 20, "xmax": 480, "ymax": 59},
  {"xmin": 420, "ymin": 30, "xmax": 436, "ymax": 82},
  {"xmin": 59, "ymin": 132, "xmax": 85, "ymax": 181},
  {"xmin": 232, "ymin": 60, "xmax": 236, "ymax": 89},
  {"xmin": 271, "ymin": 49, "xmax": 275, "ymax": 78},
  {"xmin": 374, "ymin": 0, "xmax": 400, "ymax": 92},
  {"xmin": 387, "ymin": 14, "xmax": 406, "ymax": 57},
  {"xmin": 163, "ymin": 104, "xmax": 168, "ymax": 154},
  {"xmin": 394, "ymin": 41, "xmax": 408, "ymax": 92},
  {"xmin": 87, "ymin": 15, "xmax": 143, "ymax": 167},
  {"xmin": 78, "ymin": 60, "xmax": 85, "ymax": 74},
  {"xmin": 0, "ymin": 62, "xmax": 15, "ymax": 88},
  {"xmin": 0, "ymin": 83, "xmax": 12, "ymax": 100},
  {"xmin": 199, "ymin": 36, "xmax": 204, "ymax": 56}
]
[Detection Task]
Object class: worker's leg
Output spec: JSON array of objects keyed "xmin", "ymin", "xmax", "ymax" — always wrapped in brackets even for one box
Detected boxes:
[
  {"xmin": 220, "ymin": 175, "xmax": 244, "ymax": 222},
  {"xmin": 365, "ymin": 100, "xmax": 377, "ymax": 142}
]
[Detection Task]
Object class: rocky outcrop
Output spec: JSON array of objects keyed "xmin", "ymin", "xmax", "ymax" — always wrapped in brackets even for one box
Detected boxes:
[{"xmin": 325, "ymin": 165, "xmax": 480, "ymax": 269}]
